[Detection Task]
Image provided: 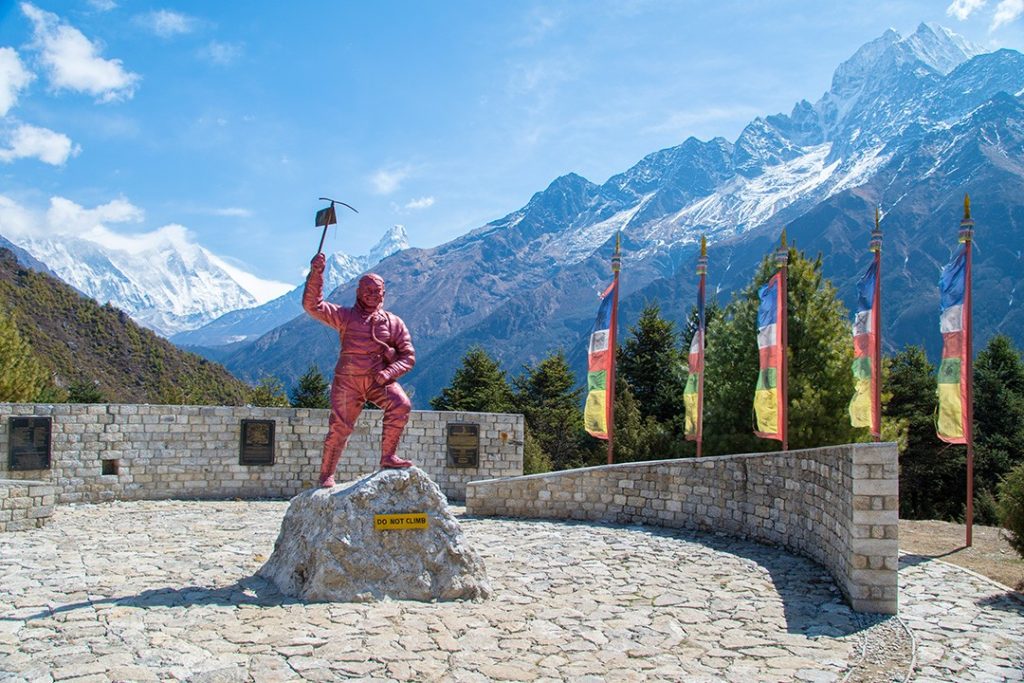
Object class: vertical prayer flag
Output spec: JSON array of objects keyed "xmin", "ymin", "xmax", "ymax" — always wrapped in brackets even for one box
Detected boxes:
[
  {"xmin": 754, "ymin": 271, "xmax": 785, "ymax": 440},
  {"xmin": 849, "ymin": 212, "xmax": 882, "ymax": 439},
  {"xmin": 937, "ymin": 245, "xmax": 968, "ymax": 443},
  {"xmin": 684, "ymin": 237, "xmax": 708, "ymax": 452},
  {"xmin": 584, "ymin": 281, "xmax": 617, "ymax": 439},
  {"xmin": 585, "ymin": 232, "xmax": 621, "ymax": 453}
]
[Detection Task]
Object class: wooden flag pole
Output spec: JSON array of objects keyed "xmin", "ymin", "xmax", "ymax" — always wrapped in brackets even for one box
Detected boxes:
[
  {"xmin": 606, "ymin": 232, "xmax": 622, "ymax": 465},
  {"xmin": 872, "ymin": 208, "xmax": 883, "ymax": 442},
  {"xmin": 961, "ymin": 195, "xmax": 975, "ymax": 547},
  {"xmin": 696, "ymin": 236, "xmax": 708, "ymax": 458},
  {"xmin": 777, "ymin": 230, "xmax": 789, "ymax": 451}
]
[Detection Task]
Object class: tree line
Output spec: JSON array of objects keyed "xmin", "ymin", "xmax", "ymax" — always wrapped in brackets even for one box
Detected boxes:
[
  {"xmin": 427, "ymin": 245, "xmax": 1024, "ymax": 552},
  {"xmin": 2, "ymin": 243, "xmax": 1021, "ymax": 553}
]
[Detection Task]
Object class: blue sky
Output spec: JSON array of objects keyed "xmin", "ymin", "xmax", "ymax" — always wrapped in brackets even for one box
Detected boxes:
[{"xmin": 0, "ymin": 0, "xmax": 1022, "ymax": 296}]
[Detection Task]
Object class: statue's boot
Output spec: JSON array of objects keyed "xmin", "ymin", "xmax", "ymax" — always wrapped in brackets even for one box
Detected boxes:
[
  {"xmin": 380, "ymin": 427, "xmax": 412, "ymax": 469},
  {"xmin": 319, "ymin": 449, "xmax": 342, "ymax": 487}
]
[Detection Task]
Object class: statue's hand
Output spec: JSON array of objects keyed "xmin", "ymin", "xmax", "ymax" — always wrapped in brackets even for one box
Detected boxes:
[
  {"xmin": 310, "ymin": 252, "xmax": 326, "ymax": 274},
  {"xmin": 375, "ymin": 370, "xmax": 390, "ymax": 386}
]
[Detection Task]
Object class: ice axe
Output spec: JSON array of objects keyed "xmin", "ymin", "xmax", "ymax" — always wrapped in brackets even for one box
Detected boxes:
[{"xmin": 314, "ymin": 197, "xmax": 358, "ymax": 254}]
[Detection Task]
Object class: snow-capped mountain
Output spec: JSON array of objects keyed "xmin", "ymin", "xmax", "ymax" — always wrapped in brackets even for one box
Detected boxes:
[
  {"xmin": 7, "ymin": 229, "xmax": 292, "ymax": 336},
  {"xmin": 211, "ymin": 24, "xmax": 1024, "ymax": 405},
  {"xmin": 170, "ymin": 225, "xmax": 410, "ymax": 348}
]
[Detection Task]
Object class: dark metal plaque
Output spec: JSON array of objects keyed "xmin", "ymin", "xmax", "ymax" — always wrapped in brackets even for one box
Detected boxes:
[
  {"xmin": 239, "ymin": 419, "xmax": 275, "ymax": 466},
  {"xmin": 8, "ymin": 417, "xmax": 52, "ymax": 471},
  {"xmin": 447, "ymin": 423, "xmax": 479, "ymax": 468}
]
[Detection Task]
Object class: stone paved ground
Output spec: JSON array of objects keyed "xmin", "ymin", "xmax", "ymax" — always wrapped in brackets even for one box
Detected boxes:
[{"xmin": 0, "ymin": 500, "xmax": 1021, "ymax": 682}]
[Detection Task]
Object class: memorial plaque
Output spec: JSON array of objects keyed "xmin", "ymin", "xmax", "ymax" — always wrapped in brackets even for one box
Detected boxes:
[
  {"xmin": 239, "ymin": 419, "xmax": 275, "ymax": 465},
  {"xmin": 8, "ymin": 416, "xmax": 52, "ymax": 471},
  {"xmin": 447, "ymin": 422, "xmax": 479, "ymax": 468}
]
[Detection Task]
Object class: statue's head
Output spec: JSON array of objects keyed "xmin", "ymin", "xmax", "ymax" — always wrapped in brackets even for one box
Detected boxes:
[{"xmin": 356, "ymin": 273, "xmax": 385, "ymax": 311}]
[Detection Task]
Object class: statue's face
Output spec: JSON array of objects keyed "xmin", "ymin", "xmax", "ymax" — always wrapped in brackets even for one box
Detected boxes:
[{"xmin": 357, "ymin": 277, "xmax": 385, "ymax": 309}]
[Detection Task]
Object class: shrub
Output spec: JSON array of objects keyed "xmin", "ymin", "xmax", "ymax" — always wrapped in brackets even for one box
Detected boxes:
[{"xmin": 998, "ymin": 462, "xmax": 1024, "ymax": 559}]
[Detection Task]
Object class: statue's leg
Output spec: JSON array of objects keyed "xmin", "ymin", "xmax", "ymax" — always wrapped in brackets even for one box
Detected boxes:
[
  {"xmin": 369, "ymin": 381, "xmax": 412, "ymax": 468},
  {"xmin": 319, "ymin": 376, "xmax": 364, "ymax": 487}
]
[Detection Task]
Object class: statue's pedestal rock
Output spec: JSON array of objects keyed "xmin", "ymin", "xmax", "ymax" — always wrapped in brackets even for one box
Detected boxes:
[{"xmin": 258, "ymin": 466, "xmax": 490, "ymax": 602}]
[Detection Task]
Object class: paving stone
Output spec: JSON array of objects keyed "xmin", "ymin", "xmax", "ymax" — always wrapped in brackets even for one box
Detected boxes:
[{"xmin": 0, "ymin": 501, "xmax": 1021, "ymax": 681}]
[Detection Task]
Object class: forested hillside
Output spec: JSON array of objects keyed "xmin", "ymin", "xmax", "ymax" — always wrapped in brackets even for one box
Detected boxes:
[{"xmin": 0, "ymin": 248, "xmax": 252, "ymax": 405}]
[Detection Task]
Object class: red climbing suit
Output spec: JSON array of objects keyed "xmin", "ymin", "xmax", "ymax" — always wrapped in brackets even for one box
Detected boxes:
[{"xmin": 303, "ymin": 253, "xmax": 415, "ymax": 486}]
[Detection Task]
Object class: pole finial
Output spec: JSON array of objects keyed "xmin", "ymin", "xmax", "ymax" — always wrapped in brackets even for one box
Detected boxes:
[
  {"xmin": 875, "ymin": 206, "xmax": 880, "ymax": 229},
  {"xmin": 700, "ymin": 234, "xmax": 707, "ymax": 258},
  {"xmin": 780, "ymin": 228, "xmax": 787, "ymax": 248},
  {"xmin": 964, "ymin": 193, "xmax": 971, "ymax": 221}
]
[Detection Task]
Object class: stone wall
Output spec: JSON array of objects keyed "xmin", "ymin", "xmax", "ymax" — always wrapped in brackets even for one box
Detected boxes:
[
  {"xmin": 0, "ymin": 403, "xmax": 523, "ymax": 504},
  {"xmin": 0, "ymin": 479, "xmax": 55, "ymax": 532},
  {"xmin": 466, "ymin": 443, "xmax": 898, "ymax": 614}
]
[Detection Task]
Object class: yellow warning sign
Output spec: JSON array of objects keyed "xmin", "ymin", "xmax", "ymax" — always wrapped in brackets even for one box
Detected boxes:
[{"xmin": 374, "ymin": 513, "xmax": 428, "ymax": 530}]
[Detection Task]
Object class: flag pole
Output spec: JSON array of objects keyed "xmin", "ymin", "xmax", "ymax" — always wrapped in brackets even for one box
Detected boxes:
[
  {"xmin": 777, "ymin": 230, "xmax": 789, "ymax": 451},
  {"xmin": 607, "ymin": 232, "xmax": 622, "ymax": 465},
  {"xmin": 696, "ymin": 235, "xmax": 708, "ymax": 457},
  {"xmin": 961, "ymin": 195, "xmax": 975, "ymax": 547},
  {"xmin": 871, "ymin": 208, "xmax": 883, "ymax": 442}
]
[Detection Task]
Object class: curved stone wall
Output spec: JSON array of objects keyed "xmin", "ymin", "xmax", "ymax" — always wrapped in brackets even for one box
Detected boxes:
[{"xmin": 466, "ymin": 443, "xmax": 898, "ymax": 614}]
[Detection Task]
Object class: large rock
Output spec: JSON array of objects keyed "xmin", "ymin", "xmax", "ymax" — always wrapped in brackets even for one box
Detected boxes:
[{"xmin": 258, "ymin": 467, "xmax": 490, "ymax": 602}]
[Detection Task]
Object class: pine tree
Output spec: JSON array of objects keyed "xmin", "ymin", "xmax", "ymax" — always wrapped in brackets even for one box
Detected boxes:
[
  {"xmin": 249, "ymin": 374, "xmax": 290, "ymax": 407},
  {"xmin": 0, "ymin": 309, "xmax": 48, "ymax": 402},
  {"xmin": 67, "ymin": 378, "xmax": 106, "ymax": 403},
  {"xmin": 513, "ymin": 350, "xmax": 586, "ymax": 471},
  {"xmin": 702, "ymin": 246, "xmax": 856, "ymax": 455},
  {"xmin": 972, "ymin": 334, "xmax": 1024, "ymax": 523},
  {"xmin": 290, "ymin": 365, "xmax": 331, "ymax": 409},
  {"xmin": 885, "ymin": 346, "xmax": 962, "ymax": 520},
  {"xmin": 430, "ymin": 346, "xmax": 514, "ymax": 412},
  {"xmin": 619, "ymin": 304, "xmax": 687, "ymax": 425}
]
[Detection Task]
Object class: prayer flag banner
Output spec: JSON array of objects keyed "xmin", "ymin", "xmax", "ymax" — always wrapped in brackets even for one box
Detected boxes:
[
  {"xmin": 937, "ymin": 246, "xmax": 968, "ymax": 443},
  {"xmin": 584, "ymin": 281, "xmax": 617, "ymax": 439},
  {"xmin": 754, "ymin": 272, "xmax": 784, "ymax": 440},
  {"xmin": 684, "ymin": 275, "xmax": 705, "ymax": 440},
  {"xmin": 849, "ymin": 260, "xmax": 879, "ymax": 433}
]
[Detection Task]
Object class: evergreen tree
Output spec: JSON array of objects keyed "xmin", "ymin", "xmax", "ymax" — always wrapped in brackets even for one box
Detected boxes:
[
  {"xmin": 430, "ymin": 346, "xmax": 514, "ymax": 412},
  {"xmin": 0, "ymin": 309, "xmax": 48, "ymax": 402},
  {"xmin": 607, "ymin": 374, "xmax": 676, "ymax": 463},
  {"xmin": 249, "ymin": 374, "xmax": 290, "ymax": 407},
  {"xmin": 290, "ymin": 365, "xmax": 331, "ymax": 409},
  {"xmin": 702, "ymin": 246, "xmax": 856, "ymax": 455},
  {"xmin": 884, "ymin": 346, "xmax": 962, "ymax": 520},
  {"xmin": 619, "ymin": 304, "xmax": 687, "ymax": 425},
  {"xmin": 67, "ymin": 378, "xmax": 106, "ymax": 403},
  {"xmin": 972, "ymin": 334, "xmax": 1024, "ymax": 524},
  {"xmin": 513, "ymin": 350, "xmax": 586, "ymax": 471}
]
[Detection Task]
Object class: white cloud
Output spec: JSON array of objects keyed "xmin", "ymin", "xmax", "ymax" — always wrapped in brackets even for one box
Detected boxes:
[
  {"xmin": 212, "ymin": 207, "xmax": 252, "ymax": 217},
  {"xmin": 199, "ymin": 41, "xmax": 243, "ymax": 66},
  {"xmin": 0, "ymin": 194, "xmax": 141, "ymax": 240},
  {"xmin": 87, "ymin": 0, "xmax": 117, "ymax": 11},
  {"xmin": 946, "ymin": 0, "xmax": 987, "ymax": 20},
  {"xmin": 0, "ymin": 123, "xmax": 79, "ymax": 165},
  {"xmin": 992, "ymin": 0, "xmax": 1024, "ymax": 29},
  {"xmin": 404, "ymin": 196, "xmax": 435, "ymax": 210},
  {"xmin": 371, "ymin": 166, "xmax": 410, "ymax": 195},
  {"xmin": 138, "ymin": 9, "xmax": 197, "ymax": 37},
  {"xmin": 46, "ymin": 196, "xmax": 144, "ymax": 240},
  {"xmin": 0, "ymin": 48, "xmax": 34, "ymax": 116},
  {"xmin": 21, "ymin": 2, "xmax": 140, "ymax": 102},
  {"xmin": 205, "ymin": 252, "xmax": 292, "ymax": 302}
]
